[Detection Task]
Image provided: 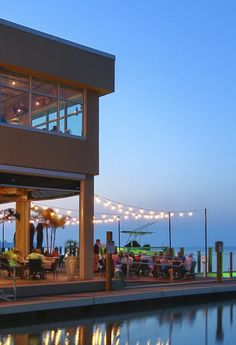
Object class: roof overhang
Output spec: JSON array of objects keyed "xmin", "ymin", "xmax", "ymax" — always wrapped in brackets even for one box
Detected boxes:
[{"xmin": 0, "ymin": 165, "xmax": 84, "ymax": 202}]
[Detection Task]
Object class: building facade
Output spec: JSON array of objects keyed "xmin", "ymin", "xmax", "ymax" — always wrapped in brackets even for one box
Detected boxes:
[{"xmin": 0, "ymin": 19, "xmax": 115, "ymax": 279}]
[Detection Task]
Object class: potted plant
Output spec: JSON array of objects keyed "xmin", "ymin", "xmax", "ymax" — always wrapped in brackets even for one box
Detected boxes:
[
  {"xmin": 64, "ymin": 240, "xmax": 79, "ymax": 280},
  {"xmin": 31, "ymin": 206, "xmax": 68, "ymax": 254}
]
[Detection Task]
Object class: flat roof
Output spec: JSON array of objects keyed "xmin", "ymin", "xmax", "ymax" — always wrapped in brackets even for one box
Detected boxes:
[
  {"xmin": 0, "ymin": 18, "xmax": 115, "ymax": 94},
  {"xmin": 0, "ymin": 18, "xmax": 115, "ymax": 60}
]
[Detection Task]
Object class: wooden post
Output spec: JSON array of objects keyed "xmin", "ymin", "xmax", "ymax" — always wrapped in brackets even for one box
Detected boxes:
[
  {"xmin": 230, "ymin": 252, "xmax": 233, "ymax": 278},
  {"xmin": 208, "ymin": 247, "xmax": 212, "ymax": 273},
  {"xmin": 216, "ymin": 252, "xmax": 222, "ymax": 283},
  {"xmin": 168, "ymin": 212, "xmax": 172, "ymax": 254},
  {"xmin": 215, "ymin": 241, "xmax": 223, "ymax": 283},
  {"xmin": 197, "ymin": 250, "xmax": 201, "ymax": 273},
  {"xmin": 106, "ymin": 231, "xmax": 113, "ymax": 291},
  {"xmin": 204, "ymin": 208, "xmax": 208, "ymax": 278}
]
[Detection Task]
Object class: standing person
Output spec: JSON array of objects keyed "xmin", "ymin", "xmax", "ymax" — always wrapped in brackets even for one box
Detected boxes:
[
  {"xmin": 184, "ymin": 253, "xmax": 194, "ymax": 272},
  {"xmin": 93, "ymin": 239, "xmax": 101, "ymax": 273}
]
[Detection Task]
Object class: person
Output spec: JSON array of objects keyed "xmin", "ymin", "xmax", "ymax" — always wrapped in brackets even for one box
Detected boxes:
[
  {"xmin": 184, "ymin": 253, "xmax": 194, "ymax": 272},
  {"xmin": 28, "ymin": 248, "xmax": 46, "ymax": 264},
  {"xmin": 177, "ymin": 251, "xmax": 186, "ymax": 264},
  {"xmin": 44, "ymin": 249, "xmax": 50, "ymax": 257},
  {"xmin": 51, "ymin": 125, "xmax": 58, "ymax": 132},
  {"xmin": 159, "ymin": 253, "xmax": 171, "ymax": 278},
  {"xmin": 93, "ymin": 239, "xmax": 101, "ymax": 273},
  {"xmin": 140, "ymin": 252, "xmax": 151, "ymax": 276},
  {"xmin": 27, "ymin": 249, "xmax": 46, "ymax": 279},
  {"xmin": 8, "ymin": 248, "xmax": 25, "ymax": 278},
  {"xmin": 51, "ymin": 247, "xmax": 59, "ymax": 257}
]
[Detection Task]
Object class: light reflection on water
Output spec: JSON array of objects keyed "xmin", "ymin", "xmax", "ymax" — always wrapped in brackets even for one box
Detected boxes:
[{"xmin": 1, "ymin": 300, "xmax": 236, "ymax": 345}]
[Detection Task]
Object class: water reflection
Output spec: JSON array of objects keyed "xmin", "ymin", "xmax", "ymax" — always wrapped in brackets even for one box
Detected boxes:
[{"xmin": 0, "ymin": 300, "xmax": 236, "ymax": 345}]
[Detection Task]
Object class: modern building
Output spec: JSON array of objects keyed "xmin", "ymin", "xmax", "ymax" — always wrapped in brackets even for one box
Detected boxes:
[{"xmin": 0, "ymin": 19, "xmax": 115, "ymax": 279}]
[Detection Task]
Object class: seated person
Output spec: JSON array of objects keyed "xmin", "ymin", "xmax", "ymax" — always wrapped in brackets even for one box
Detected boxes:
[
  {"xmin": 27, "ymin": 249, "xmax": 46, "ymax": 279},
  {"xmin": 8, "ymin": 248, "xmax": 24, "ymax": 277},
  {"xmin": 159, "ymin": 255, "xmax": 171, "ymax": 277},
  {"xmin": 172, "ymin": 256, "xmax": 182, "ymax": 277},
  {"xmin": 183, "ymin": 253, "xmax": 194, "ymax": 272},
  {"xmin": 51, "ymin": 247, "xmax": 59, "ymax": 257},
  {"xmin": 28, "ymin": 248, "xmax": 46, "ymax": 263},
  {"xmin": 177, "ymin": 251, "xmax": 186, "ymax": 264}
]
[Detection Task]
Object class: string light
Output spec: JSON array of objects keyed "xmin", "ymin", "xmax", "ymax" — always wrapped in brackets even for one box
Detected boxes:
[
  {"xmin": 93, "ymin": 194, "xmax": 201, "ymax": 224},
  {"xmin": 28, "ymin": 194, "xmax": 200, "ymax": 226}
]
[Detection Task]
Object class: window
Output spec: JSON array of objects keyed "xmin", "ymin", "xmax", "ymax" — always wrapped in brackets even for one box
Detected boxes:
[
  {"xmin": 59, "ymin": 86, "xmax": 83, "ymax": 136},
  {"xmin": 0, "ymin": 68, "xmax": 84, "ymax": 137},
  {"xmin": 0, "ymin": 86, "xmax": 29, "ymax": 126},
  {"xmin": 32, "ymin": 94, "xmax": 57, "ymax": 130}
]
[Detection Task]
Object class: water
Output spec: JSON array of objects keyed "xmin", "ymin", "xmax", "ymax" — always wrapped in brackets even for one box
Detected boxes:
[{"xmin": 1, "ymin": 300, "xmax": 236, "ymax": 344}]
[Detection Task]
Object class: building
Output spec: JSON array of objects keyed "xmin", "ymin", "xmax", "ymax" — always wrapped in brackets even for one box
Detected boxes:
[{"xmin": 0, "ymin": 19, "xmax": 115, "ymax": 279}]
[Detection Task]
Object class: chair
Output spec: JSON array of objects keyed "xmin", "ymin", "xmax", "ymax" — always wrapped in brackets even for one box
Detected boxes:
[
  {"xmin": 129, "ymin": 262, "xmax": 140, "ymax": 278},
  {"xmin": 0, "ymin": 258, "xmax": 11, "ymax": 277},
  {"xmin": 140, "ymin": 260, "xmax": 150, "ymax": 276},
  {"xmin": 58, "ymin": 255, "xmax": 65, "ymax": 267},
  {"xmin": 184, "ymin": 261, "xmax": 196, "ymax": 280},
  {"xmin": 45, "ymin": 258, "xmax": 59, "ymax": 278},
  {"xmin": 99, "ymin": 257, "xmax": 106, "ymax": 277},
  {"xmin": 28, "ymin": 259, "xmax": 45, "ymax": 279}
]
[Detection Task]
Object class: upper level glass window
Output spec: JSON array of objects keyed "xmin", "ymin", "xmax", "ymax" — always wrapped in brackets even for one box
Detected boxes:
[
  {"xmin": 0, "ymin": 86, "xmax": 29, "ymax": 126},
  {"xmin": 59, "ymin": 86, "xmax": 83, "ymax": 136},
  {"xmin": 32, "ymin": 77, "xmax": 58, "ymax": 97},
  {"xmin": 0, "ymin": 70, "xmax": 29, "ymax": 91},
  {"xmin": 0, "ymin": 68, "xmax": 84, "ymax": 137}
]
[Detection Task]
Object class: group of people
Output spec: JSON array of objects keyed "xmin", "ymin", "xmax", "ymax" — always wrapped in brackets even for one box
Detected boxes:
[
  {"xmin": 152, "ymin": 251, "xmax": 195, "ymax": 278},
  {"xmin": 0, "ymin": 246, "xmax": 60, "ymax": 278},
  {"xmin": 93, "ymin": 239, "xmax": 195, "ymax": 280}
]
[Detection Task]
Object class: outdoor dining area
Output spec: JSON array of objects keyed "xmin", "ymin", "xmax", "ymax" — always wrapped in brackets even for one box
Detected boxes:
[
  {"xmin": 95, "ymin": 246, "xmax": 197, "ymax": 282},
  {"xmin": 0, "ymin": 247, "xmax": 60, "ymax": 281}
]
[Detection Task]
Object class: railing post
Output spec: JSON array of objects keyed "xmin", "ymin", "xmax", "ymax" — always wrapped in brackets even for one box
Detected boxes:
[
  {"xmin": 215, "ymin": 241, "xmax": 223, "ymax": 283},
  {"xmin": 197, "ymin": 250, "xmax": 201, "ymax": 274},
  {"xmin": 230, "ymin": 252, "xmax": 233, "ymax": 278},
  {"xmin": 208, "ymin": 247, "xmax": 212, "ymax": 273}
]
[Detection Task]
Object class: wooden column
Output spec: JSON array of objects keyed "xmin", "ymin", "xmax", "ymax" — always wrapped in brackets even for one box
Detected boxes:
[
  {"xmin": 15, "ymin": 195, "xmax": 30, "ymax": 257},
  {"xmin": 79, "ymin": 175, "xmax": 94, "ymax": 280}
]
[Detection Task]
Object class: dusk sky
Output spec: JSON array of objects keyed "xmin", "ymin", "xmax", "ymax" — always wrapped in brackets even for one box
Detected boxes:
[{"xmin": 1, "ymin": 1, "xmax": 236, "ymax": 248}]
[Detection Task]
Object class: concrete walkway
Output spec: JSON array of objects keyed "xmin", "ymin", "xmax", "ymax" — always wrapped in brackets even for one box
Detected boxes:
[{"xmin": 1, "ymin": 277, "xmax": 236, "ymax": 319}]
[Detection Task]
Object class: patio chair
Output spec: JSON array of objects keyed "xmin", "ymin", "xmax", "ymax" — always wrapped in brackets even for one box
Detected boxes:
[
  {"xmin": 0, "ymin": 258, "xmax": 11, "ymax": 277},
  {"xmin": 28, "ymin": 259, "xmax": 45, "ymax": 279},
  {"xmin": 58, "ymin": 255, "xmax": 65, "ymax": 267},
  {"xmin": 140, "ymin": 260, "xmax": 150, "ymax": 276},
  {"xmin": 45, "ymin": 258, "xmax": 59, "ymax": 278},
  {"xmin": 184, "ymin": 261, "xmax": 196, "ymax": 280},
  {"xmin": 129, "ymin": 262, "xmax": 140, "ymax": 278}
]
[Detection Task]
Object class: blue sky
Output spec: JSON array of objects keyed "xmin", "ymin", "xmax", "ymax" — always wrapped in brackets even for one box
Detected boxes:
[{"xmin": 1, "ymin": 1, "xmax": 236, "ymax": 248}]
